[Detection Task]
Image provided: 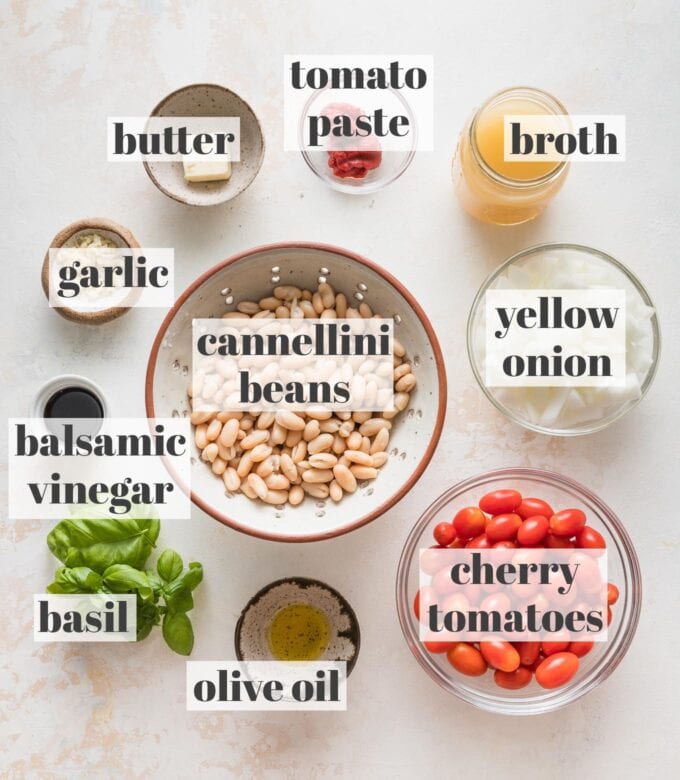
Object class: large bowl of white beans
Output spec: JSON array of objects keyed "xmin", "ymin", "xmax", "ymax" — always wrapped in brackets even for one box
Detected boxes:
[{"xmin": 146, "ymin": 242, "xmax": 446, "ymax": 541}]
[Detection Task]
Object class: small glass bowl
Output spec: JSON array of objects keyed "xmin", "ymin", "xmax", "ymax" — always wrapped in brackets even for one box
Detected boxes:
[
  {"xmin": 298, "ymin": 87, "xmax": 417, "ymax": 194},
  {"xmin": 395, "ymin": 468, "xmax": 641, "ymax": 715},
  {"xmin": 467, "ymin": 243, "xmax": 660, "ymax": 435}
]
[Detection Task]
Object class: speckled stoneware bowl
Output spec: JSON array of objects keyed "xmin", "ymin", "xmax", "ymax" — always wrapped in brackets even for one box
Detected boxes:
[
  {"xmin": 145, "ymin": 242, "xmax": 447, "ymax": 542},
  {"xmin": 41, "ymin": 218, "xmax": 140, "ymax": 324},
  {"xmin": 143, "ymin": 83, "xmax": 265, "ymax": 206},
  {"xmin": 235, "ymin": 577, "xmax": 361, "ymax": 674}
]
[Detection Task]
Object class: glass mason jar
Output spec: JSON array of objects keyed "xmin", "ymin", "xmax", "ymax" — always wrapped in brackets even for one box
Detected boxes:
[{"xmin": 452, "ymin": 87, "xmax": 570, "ymax": 225}]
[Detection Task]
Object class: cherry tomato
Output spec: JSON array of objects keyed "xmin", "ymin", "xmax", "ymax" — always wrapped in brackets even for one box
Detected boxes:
[
  {"xmin": 433, "ymin": 522, "xmax": 456, "ymax": 547},
  {"xmin": 420, "ymin": 547, "xmax": 447, "ymax": 575},
  {"xmin": 549, "ymin": 508, "xmax": 586, "ymax": 537},
  {"xmin": 517, "ymin": 515, "xmax": 549, "ymax": 546},
  {"xmin": 607, "ymin": 606, "xmax": 613, "ymax": 625},
  {"xmin": 485, "ymin": 513, "xmax": 522, "ymax": 542},
  {"xmin": 568, "ymin": 641, "xmax": 594, "ymax": 658},
  {"xmin": 480, "ymin": 641, "xmax": 520, "ymax": 672},
  {"xmin": 479, "ymin": 489, "xmax": 522, "ymax": 515},
  {"xmin": 607, "ymin": 582, "xmax": 620, "ymax": 605},
  {"xmin": 446, "ymin": 643, "xmax": 487, "ymax": 676},
  {"xmin": 541, "ymin": 640, "xmax": 570, "ymax": 656},
  {"xmin": 494, "ymin": 667, "xmax": 533, "ymax": 690},
  {"xmin": 526, "ymin": 653, "xmax": 546, "ymax": 672},
  {"xmin": 413, "ymin": 586, "xmax": 436, "ymax": 623},
  {"xmin": 545, "ymin": 533, "xmax": 575, "ymax": 549},
  {"xmin": 466, "ymin": 533, "xmax": 491, "ymax": 549},
  {"xmin": 535, "ymin": 652, "xmax": 579, "ymax": 689},
  {"xmin": 453, "ymin": 506, "xmax": 487, "ymax": 540},
  {"xmin": 516, "ymin": 497, "xmax": 554, "ymax": 520},
  {"xmin": 423, "ymin": 635, "xmax": 456, "ymax": 654},
  {"xmin": 575, "ymin": 526, "xmax": 606, "ymax": 549},
  {"xmin": 448, "ymin": 537, "xmax": 465, "ymax": 549},
  {"xmin": 493, "ymin": 540, "xmax": 517, "ymax": 549},
  {"xmin": 515, "ymin": 641, "xmax": 541, "ymax": 667}
]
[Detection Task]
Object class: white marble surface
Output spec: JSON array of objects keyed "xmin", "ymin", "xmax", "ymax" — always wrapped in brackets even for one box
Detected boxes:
[{"xmin": 1, "ymin": 0, "xmax": 679, "ymax": 777}]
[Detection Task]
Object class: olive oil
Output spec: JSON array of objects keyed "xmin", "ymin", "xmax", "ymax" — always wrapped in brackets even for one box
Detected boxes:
[{"xmin": 267, "ymin": 603, "xmax": 330, "ymax": 661}]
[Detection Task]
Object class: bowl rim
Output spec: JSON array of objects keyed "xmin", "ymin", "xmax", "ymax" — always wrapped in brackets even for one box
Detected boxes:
[
  {"xmin": 145, "ymin": 240, "xmax": 448, "ymax": 542},
  {"xmin": 142, "ymin": 82, "xmax": 266, "ymax": 207},
  {"xmin": 466, "ymin": 242, "xmax": 661, "ymax": 436},
  {"xmin": 395, "ymin": 466, "xmax": 643, "ymax": 715}
]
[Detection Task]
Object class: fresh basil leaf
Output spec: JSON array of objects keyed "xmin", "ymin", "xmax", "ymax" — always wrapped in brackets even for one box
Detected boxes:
[
  {"xmin": 162, "ymin": 611, "xmax": 194, "ymax": 655},
  {"xmin": 103, "ymin": 565, "xmax": 154, "ymax": 602},
  {"xmin": 136, "ymin": 601, "xmax": 161, "ymax": 641},
  {"xmin": 47, "ymin": 516, "xmax": 160, "ymax": 573},
  {"xmin": 163, "ymin": 562, "xmax": 204, "ymax": 598},
  {"xmin": 145, "ymin": 569, "xmax": 164, "ymax": 595},
  {"xmin": 165, "ymin": 588, "xmax": 193, "ymax": 614},
  {"xmin": 46, "ymin": 566, "xmax": 102, "ymax": 594},
  {"xmin": 157, "ymin": 549, "xmax": 183, "ymax": 583}
]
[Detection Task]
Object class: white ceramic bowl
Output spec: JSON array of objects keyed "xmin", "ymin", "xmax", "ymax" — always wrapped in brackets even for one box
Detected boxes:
[{"xmin": 146, "ymin": 242, "xmax": 446, "ymax": 541}]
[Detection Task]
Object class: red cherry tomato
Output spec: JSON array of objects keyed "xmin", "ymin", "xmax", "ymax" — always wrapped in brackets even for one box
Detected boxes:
[
  {"xmin": 575, "ymin": 526, "xmax": 607, "ymax": 549},
  {"xmin": 453, "ymin": 506, "xmax": 487, "ymax": 539},
  {"xmin": 517, "ymin": 515, "xmax": 549, "ymax": 546},
  {"xmin": 545, "ymin": 533, "xmax": 575, "ymax": 549},
  {"xmin": 607, "ymin": 606, "xmax": 613, "ymax": 625},
  {"xmin": 423, "ymin": 635, "xmax": 456, "ymax": 654},
  {"xmin": 494, "ymin": 667, "xmax": 533, "ymax": 690},
  {"xmin": 607, "ymin": 582, "xmax": 620, "ymax": 605},
  {"xmin": 485, "ymin": 513, "xmax": 522, "ymax": 542},
  {"xmin": 466, "ymin": 533, "xmax": 491, "ymax": 549},
  {"xmin": 516, "ymin": 497, "xmax": 554, "ymax": 520},
  {"xmin": 447, "ymin": 537, "xmax": 465, "ymax": 549},
  {"xmin": 541, "ymin": 640, "xmax": 570, "ymax": 656},
  {"xmin": 515, "ymin": 641, "xmax": 541, "ymax": 667},
  {"xmin": 568, "ymin": 641, "xmax": 594, "ymax": 658},
  {"xmin": 493, "ymin": 540, "xmax": 517, "ymax": 549},
  {"xmin": 433, "ymin": 522, "xmax": 456, "ymax": 546},
  {"xmin": 413, "ymin": 586, "xmax": 436, "ymax": 623},
  {"xmin": 479, "ymin": 489, "xmax": 522, "ymax": 515},
  {"xmin": 480, "ymin": 641, "xmax": 520, "ymax": 672},
  {"xmin": 550, "ymin": 508, "xmax": 586, "ymax": 537},
  {"xmin": 535, "ymin": 652, "xmax": 579, "ymax": 689},
  {"xmin": 446, "ymin": 643, "xmax": 487, "ymax": 676}
]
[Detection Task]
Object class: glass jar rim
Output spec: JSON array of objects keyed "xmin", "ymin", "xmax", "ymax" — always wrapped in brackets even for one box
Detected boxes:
[{"xmin": 469, "ymin": 86, "xmax": 570, "ymax": 188}]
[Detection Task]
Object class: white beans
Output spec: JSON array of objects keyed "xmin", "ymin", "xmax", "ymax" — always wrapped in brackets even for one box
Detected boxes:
[{"xmin": 190, "ymin": 280, "xmax": 417, "ymax": 508}]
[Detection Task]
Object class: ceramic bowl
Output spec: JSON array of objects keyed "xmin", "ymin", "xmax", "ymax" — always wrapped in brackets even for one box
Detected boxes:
[
  {"xmin": 235, "ymin": 577, "xmax": 361, "ymax": 674},
  {"xmin": 143, "ymin": 83, "xmax": 265, "ymax": 206},
  {"xmin": 145, "ymin": 242, "xmax": 446, "ymax": 542},
  {"xmin": 41, "ymin": 218, "xmax": 140, "ymax": 324}
]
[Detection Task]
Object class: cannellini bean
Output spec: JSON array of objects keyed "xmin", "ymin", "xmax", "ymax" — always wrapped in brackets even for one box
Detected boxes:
[
  {"xmin": 333, "ymin": 464, "xmax": 357, "ymax": 493},
  {"xmin": 395, "ymin": 373, "xmax": 417, "ymax": 392},
  {"xmin": 347, "ymin": 431, "xmax": 363, "ymax": 450},
  {"xmin": 371, "ymin": 452, "xmax": 389, "ymax": 468},
  {"xmin": 195, "ymin": 423, "xmax": 208, "ymax": 450},
  {"xmin": 274, "ymin": 285, "xmax": 302, "ymax": 301},
  {"xmin": 302, "ymin": 483, "xmax": 329, "ymax": 499},
  {"xmin": 285, "ymin": 428, "xmax": 303, "ymax": 447},
  {"xmin": 218, "ymin": 419, "xmax": 240, "ymax": 448},
  {"xmin": 250, "ymin": 443, "xmax": 273, "ymax": 462},
  {"xmin": 352, "ymin": 411, "xmax": 371, "ymax": 424},
  {"xmin": 236, "ymin": 451, "xmax": 254, "ymax": 478},
  {"xmin": 256, "ymin": 412, "xmax": 276, "ymax": 429},
  {"xmin": 329, "ymin": 480, "xmax": 343, "ymax": 502},
  {"xmin": 247, "ymin": 473, "xmax": 268, "ymax": 500},
  {"xmin": 308, "ymin": 453, "xmax": 338, "ymax": 469},
  {"xmin": 332, "ymin": 435, "xmax": 346, "ymax": 455},
  {"xmin": 270, "ymin": 422, "xmax": 287, "ymax": 445},
  {"xmin": 202, "ymin": 443, "xmax": 219, "ymax": 463},
  {"xmin": 211, "ymin": 457, "xmax": 227, "ymax": 475},
  {"xmin": 394, "ymin": 363, "xmax": 412, "ymax": 381},
  {"xmin": 393, "ymin": 338, "xmax": 406, "ymax": 357},
  {"xmin": 344, "ymin": 450, "xmax": 374, "ymax": 466},
  {"xmin": 291, "ymin": 441, "xmax": 308, "ymax": 463},
  {"xmin": 190, "ymin": 410, "xmax": 213, "ymax": 425},
  {"xmin": 240, "ymin": 481, "xmax": 258, "ymax": 500},
  {"xmin": 265, "ymin": 474, "xmax": 290, "ymax": 490},
  {"xmin": 223, "ymin": 467, "xmax": 241, "ymax": 492},
  {"xmin": 262, "ymin": 490, "xmax": 288, "ymax": 505},
  {"xmin": 308, "ymin": 433, "xmax": 334, "ymax": 454},
  {"xmin": 240, "ymin": 430, "xmax": 270, "ymax": 449},
  {"xmin": 275, "ymin": 410, "xmax": 306, "ymax": 431},
  {"xmin": 281, "ymin": 453, "xmax": 298, "ymax": 482},
  {"xmin": 350, "ymin": 465, "xmax": 378, "ymax": 480},
  {"xmin": 319, "ymin": 282, "xmax": 335, "ymax": 308},
  {"xmin": 370, "ymin": 427, "xmax": 390, "ymax": 453},
  {"xmin": 259, "ymin": 296, "xmax": 279, "ymax": 311},
  {"xmin": 359, "ymin": 418, "xmax": 392, "ymax": 437},
  {"xmin": 289, "ymin": 485, "xmax": 304, "ymax": 506},
  {"xmin": 302, "ymin": 469, "xmax": 334, "ymax": 484},
  {"xmin": 236, "ymin": 301, "xmax": 260, "ymax": 315},
  {"xmin": 303, "ymin": 420, "xmax": 321, "ymax": 441}
]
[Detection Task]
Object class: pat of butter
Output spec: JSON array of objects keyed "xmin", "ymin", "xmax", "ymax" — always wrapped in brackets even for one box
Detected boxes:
[{"xmin": 183, "ymin": 155, "xmax": 232, "ymax": 183}]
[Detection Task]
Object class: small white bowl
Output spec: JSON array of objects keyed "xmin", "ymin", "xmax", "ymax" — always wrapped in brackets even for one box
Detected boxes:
[{"xmin": 143, "ymin": 83, "xmax": 265, "ymax": 207}]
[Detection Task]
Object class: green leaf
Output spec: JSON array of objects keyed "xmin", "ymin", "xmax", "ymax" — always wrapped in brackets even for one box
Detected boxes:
[
  {"xmin": 46, "ymin": 566, "xmax": 102, "ymax": 594},
  {"xmin": 162, "ymin": 611, "xmax": 194, "ymax": 655},
  {"xmin": 102, "ymin": 564, "xmax": 154, "ymax": 602},
  {"xmin": 136, "ymin": 601, "xmax": 161, "ymax": 641},
  {"xmin": 165, "ymin": 588, "xmax": 193, "ymax": 614},
  {"xmin": 157, "ymin": 549, "xmax": 183, "ymax": 583},
  {"xmin": 47, "ymin": 516, "xmax": 160, "ymax": 573},
  {"xmin": 163, "ymin": 562, "xmax": 204, "ymax": 599}
]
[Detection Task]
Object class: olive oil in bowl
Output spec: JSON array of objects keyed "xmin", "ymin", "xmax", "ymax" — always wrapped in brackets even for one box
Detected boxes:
[{"xmin": 267, "ymin": 603, "xmax": 330, "ymax": 661}]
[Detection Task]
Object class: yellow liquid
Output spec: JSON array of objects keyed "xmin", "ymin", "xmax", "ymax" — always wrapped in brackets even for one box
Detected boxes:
[
  {"xmin": 267, "ymin": 603, "xmax": 330, "ymax": 661},
  {"xmin": 474, "ymin": 98, "xmax": 561, "ymax": 181}
]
